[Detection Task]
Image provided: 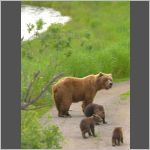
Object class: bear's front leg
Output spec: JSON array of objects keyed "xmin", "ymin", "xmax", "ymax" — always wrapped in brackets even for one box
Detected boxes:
[
  {"xmin": 90, "ymin": 125, "xmax": 96, "ymax": 137},
  {"xmin": 82, "ymin": 102, "xmax": 87, "ymax": 112},
  {"xmin": 103, "ymin": 117, "xmax": 107, "ymax": 124}
]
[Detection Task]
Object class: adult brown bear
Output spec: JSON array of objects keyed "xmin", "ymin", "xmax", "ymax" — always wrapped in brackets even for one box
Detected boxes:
[{"xmin": 52, "ymin": 72, "xmax": 113, "ymax": 117}]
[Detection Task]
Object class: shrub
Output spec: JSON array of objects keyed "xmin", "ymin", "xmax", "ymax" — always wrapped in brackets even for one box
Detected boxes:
[{"xmin": 21, "ymin": 106, "xmax": 63, "ymax": 149}]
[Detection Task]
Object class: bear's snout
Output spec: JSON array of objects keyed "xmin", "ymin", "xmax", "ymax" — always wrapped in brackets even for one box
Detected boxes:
[
  {"xmin": 109, "ymin": 82, "xmax": 113, "ymax": 87},
  {"xmin": 105, "ymin": 80, "xmax": 113, "ymax": 89}
]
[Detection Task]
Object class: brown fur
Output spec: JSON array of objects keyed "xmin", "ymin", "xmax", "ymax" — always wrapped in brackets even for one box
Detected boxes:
[
  {"xmin": 80, "ymin": 114, "xmax": 102, "ymax": 138},
  {"xmin": 112, "ymin": 127, "xmax": 123, "ymax": 146},
  {"xmin": 84, "ymin": 103, "xmax": 107, "ymax": 124},
  {"xmin": 52, "ymin": 72, "xmax": 113, "ymax": 117}
]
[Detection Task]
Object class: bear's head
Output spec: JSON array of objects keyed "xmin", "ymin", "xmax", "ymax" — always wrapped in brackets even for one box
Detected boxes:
[
  {"xmin": 95, "ymin": 106, "xmax": 105, "ymax": 118},
  {"xmin": 96, "ymin": 72, "xmax": 113, "ymax": 90},
  {"xmin": 96, "ymin": 110, "xmax": 105, "ymax": 118},
  {"xmin": 92, "ymin": 114, "xmax": 103, "ymax": 123}
]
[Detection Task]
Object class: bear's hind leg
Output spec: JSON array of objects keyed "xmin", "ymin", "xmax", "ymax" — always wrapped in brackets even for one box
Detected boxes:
[
  {"xmin": 59, "ymin": 100, "xmax": 72, "ymax": 118},
  {"xmin": 58, "ymin": 109, "xmax": 70, "ymax": 118},
  {"xmin": 57, "ymin": 103, "xmax": 67, "ymax": 117},
  {"xmin": 112, "ymin": 138, "xmax": 116, "ymax": 146},
  {"xmin": 53, "ymin": 91, "xmax": 64, "ymax": 117},
  {"xmin": 82, "ymin": 131, "xmax": 88, "ymax": 139},
  {"xmin": 58, "ymin": 111, "xmax": 66, "ymax": 117},
  {"xmin": 117, "ymin": 138, "xmax": 120, "ymax": 146},
  {"xmin": 121, "ymin": 137, "xmax": 123, "ymax": 143},
  {"xmin": 88, "ymin": 131, "xmax": 92, "ymax": 136}
]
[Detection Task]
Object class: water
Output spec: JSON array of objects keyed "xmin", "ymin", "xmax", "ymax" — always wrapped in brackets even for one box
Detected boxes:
[{"xmin": 21, "ymin": 5, "xmax": 71, "ymax": 41}]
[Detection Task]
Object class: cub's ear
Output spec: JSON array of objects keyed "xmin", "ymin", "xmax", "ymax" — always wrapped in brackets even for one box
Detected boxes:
[
  {"xmin": 92, "ymin": 114, "xmax": 96, "ymax": 117},
  {"xmin": 93, "ymin": 114, "xmax": 99, "ymax": 118},
  {"xmin": 98, "ymin": 72, "xmax": 104, "ymax": 77}
]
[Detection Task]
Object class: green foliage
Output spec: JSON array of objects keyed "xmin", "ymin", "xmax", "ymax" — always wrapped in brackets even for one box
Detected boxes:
[
  {"xmin": 21, "ymin": 107, "xmax": 63, "ymax": 149},
  {"xmin": 120, "ymin": 90, "xmax": 130, "ymax": 100},
  {"xmin": 36, "ymin": 18, "xmax": 44, "ymax": 31},
  {"xmin": 43, "ymin": 125, "xmax": 63, "ymax": 148},
  {"xmin": 27, "ymin": 23, "xmax": 34, "ymax": 33}
]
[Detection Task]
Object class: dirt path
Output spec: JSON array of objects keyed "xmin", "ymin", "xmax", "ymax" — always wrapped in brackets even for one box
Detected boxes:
[{"xmin": 41, "ymin": 81, "xmax": 130, "ymax": 150}]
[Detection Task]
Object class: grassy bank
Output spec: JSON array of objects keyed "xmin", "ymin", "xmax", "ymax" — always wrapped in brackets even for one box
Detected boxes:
[
  {"xmin": 120, "ymin": 90, "xmax": 130, "ymax": 100},
  {"xmin": 21, "ymin": 1, "xmax": 130, "ymax": 111}
]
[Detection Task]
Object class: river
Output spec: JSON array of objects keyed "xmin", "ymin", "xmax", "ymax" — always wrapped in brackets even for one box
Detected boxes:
[{"xmin": 21, "ymin": 5, "xmax": 71, "ymax": 41}]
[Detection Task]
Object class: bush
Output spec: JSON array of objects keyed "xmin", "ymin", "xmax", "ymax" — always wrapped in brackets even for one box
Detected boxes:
[{"xmin": 21, "ymin": 106, "xmax": 63, "ymax": 149}]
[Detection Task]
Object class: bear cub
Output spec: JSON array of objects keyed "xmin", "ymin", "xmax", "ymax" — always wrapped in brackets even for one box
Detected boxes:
[
  {"xmin": 80, "ymin": 114, "xmax": 102, "ymax": 139},
  {"xmin": 112, "ymin": 127, "xmax": 123, "ymax": 146},
  {"xmin": 84, "ymin": 103, "xmax": 107, "ymax": 124}
]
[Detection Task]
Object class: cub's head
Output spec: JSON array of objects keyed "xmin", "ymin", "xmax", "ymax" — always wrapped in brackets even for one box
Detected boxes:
[
  {"xmin": 96, "ymin": 110, "xmax": 105, "ymax": 118},
  {"xmin": 96, "ymin": 72, "xmax": 113, "ymax": 90},
  {"xmin": 92, "ymin": 114, "xmax": 103, "ymax": 123}
]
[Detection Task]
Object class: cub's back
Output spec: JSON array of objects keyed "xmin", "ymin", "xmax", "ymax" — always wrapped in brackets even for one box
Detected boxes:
[
  {"xmin": 84, "ymin": 103, "xmax": 100, "ymax": 117},
  {"xmin": 80, "ymin": 117, "xmax": 93, "ymax": 130},
  {"xmin": 113, "ymin": 127, "xmax": 123, "ymax": 138}
]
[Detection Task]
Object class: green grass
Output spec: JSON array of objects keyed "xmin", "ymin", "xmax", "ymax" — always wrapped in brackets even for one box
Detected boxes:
[
  {"xmin": 21, "ymin": 2, "xmax": 130, "ymax": 114},
  {"xmin": 120, "ymin": 90, "xmax": 130, "ymax": 100},
  {"xmin": 95, "ymin": 132, "xmax": 102, "ymax": 141},
  {"xmin": 114, "ymin": 78, "xmax": 130, "ymax": 83}
]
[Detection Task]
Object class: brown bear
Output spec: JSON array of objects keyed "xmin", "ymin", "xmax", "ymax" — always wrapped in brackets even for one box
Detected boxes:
[
  {"xmin": 80, "ymin": 114, "xmax": 102, "ymax": 138},
  {"xmin": 84, "ymin": 103, "xmax": 107, "ymax": 124},
  {"xmin": 112, "ymin": 127, "xmax": 124, "ymax": 146},
  {"xmin": 52, "ymin": 72, "xmax": 113, "ymax": 117}
]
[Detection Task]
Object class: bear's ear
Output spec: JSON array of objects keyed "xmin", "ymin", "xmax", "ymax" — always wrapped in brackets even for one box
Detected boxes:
[
  {"xmin": 109, "ymin": 73, "xmax": 112, "ymax": 77},
  {"xmin": 93, "ymin": 114, "xmax": 99, "ymax": 118},
  {"xmin": 98, "ymin": 72, "xmax": 104, "ymax": 77}
]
